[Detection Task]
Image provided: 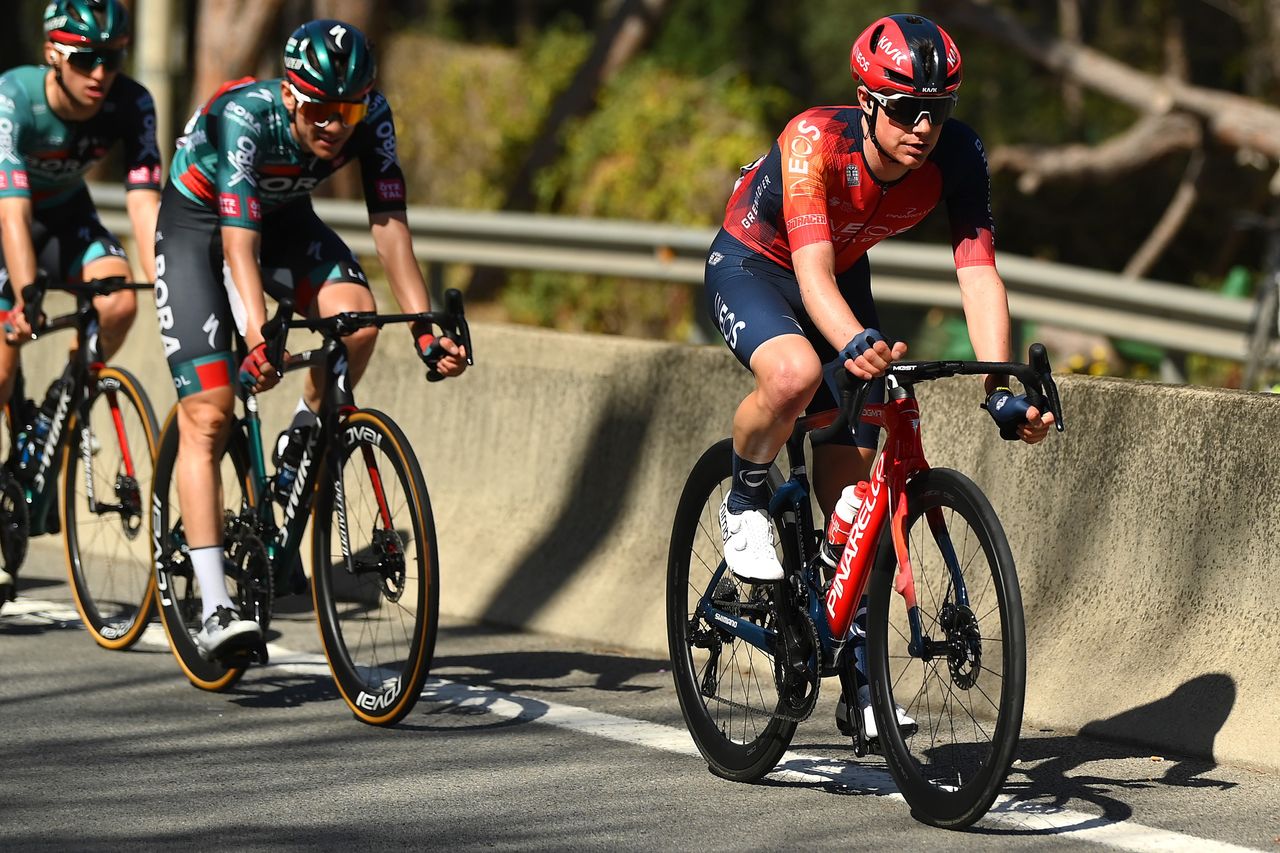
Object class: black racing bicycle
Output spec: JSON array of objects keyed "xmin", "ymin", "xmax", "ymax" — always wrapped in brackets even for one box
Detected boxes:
[
  {"xmin": 149, "ymin": 289, "xmax": 472, "ymax": 726},
  {"xmin": 0, "ymin": 276, "xmax": 159, "ymax": 649}
]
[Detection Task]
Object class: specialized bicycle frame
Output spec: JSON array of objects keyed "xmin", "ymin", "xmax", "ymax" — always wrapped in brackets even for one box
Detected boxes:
[
  {"xmin": 699, "ymin": 350, "xmax": 1064, "ymax": 675},
  {"xmin": 3, "ymin": 279, "xmax": 151, "ymax": 538}
]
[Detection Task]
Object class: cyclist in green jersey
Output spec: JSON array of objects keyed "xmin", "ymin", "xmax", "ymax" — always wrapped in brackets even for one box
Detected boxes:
[
  {"xmin": 0, "ymin": 0, "xmax": 160, "ymax": 600},
  {"xmin": 154, "ymin": 20, "xmax": 467, "ymax": 657}
]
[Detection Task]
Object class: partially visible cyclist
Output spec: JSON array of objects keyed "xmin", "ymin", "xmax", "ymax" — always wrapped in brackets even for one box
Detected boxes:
[
  {"xmin": 155, "ymin": 19, "xmax": 467, "ymax": 658},
  {"xmin": 0, "ymin": 0, "xmax": 160, "ymax": 601},
  {"xmin": 704, "ymin": 14, "xmax": 1054, "ymax": 740}
]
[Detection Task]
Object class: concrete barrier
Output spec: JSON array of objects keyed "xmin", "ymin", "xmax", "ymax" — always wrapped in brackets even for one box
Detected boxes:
[{"xmin": 19, "ymin": 301, "xmax": 1280, "ymax": 771}]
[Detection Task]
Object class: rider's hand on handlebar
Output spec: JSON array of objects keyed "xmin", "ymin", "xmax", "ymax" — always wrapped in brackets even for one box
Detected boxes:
[
  {"xmin": 840, "ymin": 328, "xmax": 908, "ymax": 381},
  {"xmin": 239, "ymin": 341, "xmax": 284, "ymax": 393},
  {"xmin": 1, "ymin": 306, "xmax": 36, "ymax": 345},
  {"xmin": 413, "ymin": 320, "xmax": 467, "ymax": 380},
  {"xmin": 983, "ymin": 387, "xmax": 1056, "ymax": 444}
]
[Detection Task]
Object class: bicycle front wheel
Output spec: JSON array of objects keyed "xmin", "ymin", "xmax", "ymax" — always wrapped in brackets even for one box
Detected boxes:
[
  {"xmin": 866, "ymin": 468, "xmax": 1025, "ymax": 829},
  {"xmin": 312, "ymin": 409, "xmax": 438, "ymax": 727},
  {"xmin": 150, "ymin": 409, "xmax": 258, "ymax": 691},
  {"xmin": 62, "ymin": 367, "xmax": 160, "ymax": 649},
  {"xmin": 666, "ymin": 438, "xmax": 796, "ymax": 782}
]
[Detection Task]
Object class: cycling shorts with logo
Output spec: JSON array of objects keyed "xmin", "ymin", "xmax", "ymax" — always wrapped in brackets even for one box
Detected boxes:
[
  {"xmin": 153, "ymin": 181, "xmax": 370, "ymax": 399},
  {"xmin": 703, "ymin": 228, "xmax": 885, "ymax": 449},
  {"xmin": 0, "ymin": 187, "xmax": 126, "ymax": 310}
]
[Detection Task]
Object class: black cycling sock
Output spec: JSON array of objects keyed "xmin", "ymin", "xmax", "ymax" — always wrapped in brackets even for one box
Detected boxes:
[{"xmin": 727, "ymin": 450, "xmax": 772, "ymax": 514}]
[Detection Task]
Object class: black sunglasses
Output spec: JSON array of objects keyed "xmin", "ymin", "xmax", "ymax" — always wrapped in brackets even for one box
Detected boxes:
[
  {"xmin": 865, "ymin": 89, "xmax": 957, "ymax": 127},
  {"xmin": 57, "ymin": 45, "xmax": 125, "ymax": 73}
]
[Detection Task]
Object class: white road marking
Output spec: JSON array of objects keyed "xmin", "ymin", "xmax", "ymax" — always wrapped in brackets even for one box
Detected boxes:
[{"xmin": 3, "ymin": 595, "xmax": 1264, "ymax": 852}]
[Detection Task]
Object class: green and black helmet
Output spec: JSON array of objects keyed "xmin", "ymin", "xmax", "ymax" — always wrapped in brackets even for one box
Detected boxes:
[
  {"xmin": 44, "ymin": 0, "xmax": 130, "ymax": 46},
  {"xmin": 283, "ymin": 19, "xmax": 376, "ymax": 100}
]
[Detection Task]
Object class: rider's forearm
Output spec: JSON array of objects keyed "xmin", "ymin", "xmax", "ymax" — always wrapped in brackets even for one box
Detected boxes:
[
  {"xmin": 370, "ymin": 212, "xmax": 428, "ymax": 314},
  {"xmin": 220, "ymin": 225, "xmax": 268, "ymax": 347},
  {"xmin": 957, "ymin": 265, "xmax": 1012, "ymax": 393},
  {"xmin": 793, "ymin": 242, "xmax": 861, "ymax": 351},
  {"xmin": 125, "ymin": 188, "xmax": 161, "ymax": 283},
  {"xmin": 0, "ymin": 197, "xmax": 37, "ymax": 301}
]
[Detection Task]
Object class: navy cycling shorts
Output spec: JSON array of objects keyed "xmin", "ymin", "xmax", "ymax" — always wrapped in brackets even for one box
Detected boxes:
[{"xmin": 703, "ymin": 228, "xmax": 885, "ymax": 448}]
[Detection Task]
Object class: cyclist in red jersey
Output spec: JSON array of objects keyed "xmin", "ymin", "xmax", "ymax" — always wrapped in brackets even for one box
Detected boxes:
[{"xmin": 705, "ymin": 14, "xmax": 1055, "ymax": 739}]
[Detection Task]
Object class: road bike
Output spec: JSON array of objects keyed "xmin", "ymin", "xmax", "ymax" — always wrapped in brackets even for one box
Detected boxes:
[
  {"xmin": 149, "ymin": 290, "xmax": 472, "ymax": 726},
  {"xmin": 0, "ymin": 276, "xmax": 159, "ymax": 649},
  {"xmin": 667, "ymin": 344, "xmax": 1065, "ymax": 828}
]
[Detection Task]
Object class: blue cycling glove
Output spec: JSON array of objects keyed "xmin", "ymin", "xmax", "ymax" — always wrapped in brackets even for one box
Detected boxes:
[
  {"xmin": 983, "ymin": 387, "xmax": 1031, "ymax": 441},
  {"xmin": 840, "ymin": 328, "xmax": 887, "ymax": 364}
]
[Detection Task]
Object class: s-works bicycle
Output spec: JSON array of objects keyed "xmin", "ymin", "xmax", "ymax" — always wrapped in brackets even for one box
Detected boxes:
[
  {"xmin": 149, "ymin": 290, "xmax": 473, "ymax": 726},
  {"xmin": 668, "ymin": 344, "xmax": 1064, "ymax": 828},
  {"xmin": 0, "ymin": 276, "xmax": 159, "ymax": 649}
]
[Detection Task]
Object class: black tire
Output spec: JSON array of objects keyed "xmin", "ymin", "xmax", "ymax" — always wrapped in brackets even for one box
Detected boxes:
[
  {"xmin": 150, "ymin": 408, "xmax": 261, "ymax": 691},
  {"xmin": 666, "ymin": 437, "xmax": 796, "ymax": 781},
  {"xmin": 312, "ymin": 409, "xmax": 438, "ymax": 727},
  {"xmin": 866, "ymin": 468, "xmax": 1025, "ymax": 829},
  {"xmin": 62, "ymin": 367, "xmax": 160, "ymax": 649}
]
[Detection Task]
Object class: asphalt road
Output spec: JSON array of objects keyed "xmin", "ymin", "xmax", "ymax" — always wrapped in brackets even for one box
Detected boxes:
[{"xmin": 2, "ymin": 539, "xmax": 1278, "ymax": 852}]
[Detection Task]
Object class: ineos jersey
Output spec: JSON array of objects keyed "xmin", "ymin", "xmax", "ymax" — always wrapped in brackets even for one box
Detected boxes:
[
  {"xmin": 0, "ymin": 65, "xmax": 161, "ymax": 210},
  {"xmin": 722, "ymin": 105, "xmax": 996, "ymax": 274},
  {"xmin": 169, "ymin": 77, "xmax": 408, "ymax": 230}
]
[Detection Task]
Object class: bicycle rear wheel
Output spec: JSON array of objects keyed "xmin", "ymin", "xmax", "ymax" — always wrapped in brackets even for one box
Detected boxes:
[
  {"xmin": 62, "ymin": 367, "xmax": 159, "ymax": 649},
  {"xmin": 150, "ymin": 409, "xmax": 261, "ymax": 691},
  {"xmin": 666, "ymin": 437, "xmax": 796, "ymax": 782},
  {"xmin": 866, "ymin": 468, "xmax": 1025, "ymax": 828},
  {"xmin": 312, "ymin": 409, "xmax": 438, "ymax": 727}
]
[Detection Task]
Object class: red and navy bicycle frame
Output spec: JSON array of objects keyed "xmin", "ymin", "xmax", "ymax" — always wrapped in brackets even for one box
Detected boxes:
[{"xmin": 698, "ymin": 376, "xmax": 969, "ymax": 671}]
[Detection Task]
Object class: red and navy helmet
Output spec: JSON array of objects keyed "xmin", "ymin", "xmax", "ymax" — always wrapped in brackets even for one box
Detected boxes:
[
  {"xmin": 850, "ymin": 14, "xmax": 962, "ymax": 95},
  {"xmin": 43, "ymin": 0, "xmax": 130, "ymax": 47}
]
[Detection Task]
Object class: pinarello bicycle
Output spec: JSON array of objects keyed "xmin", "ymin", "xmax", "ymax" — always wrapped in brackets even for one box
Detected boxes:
[
  {"xmin": 668, "ymin": 344, "xmax": 1065, "ymax": 828},
  {"xmin": 149, "ymin": 290, "xmax": 473, "ymax": 726},
  {"xmin": 0, "ymin": 276, "xmax": 159, "ymax": 649}
]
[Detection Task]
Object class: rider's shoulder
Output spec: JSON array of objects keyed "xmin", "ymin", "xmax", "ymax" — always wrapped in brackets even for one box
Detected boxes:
[
  {"xmin": 0, "ymin": 66, "xmax": 44, "ymax": 103},
  {"xmin": 106, "ymin": 74, "xmax": 156, "ymax": 112},
  {"xmin": 365, "ymin": 89, "xmax": 392, "ymax": 123},
  {"xmin": 782, "ymin": 105, "xmax": 852, "ymax": 135}
]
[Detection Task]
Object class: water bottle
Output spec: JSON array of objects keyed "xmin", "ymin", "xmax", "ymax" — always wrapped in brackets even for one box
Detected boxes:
[
  {"xmin": 819, "ymin": 482, "xmax": 866, "ymax": 577},
  {"xmin": 272, "ymin": 425, "xmax": 310, "ymax": 504}
]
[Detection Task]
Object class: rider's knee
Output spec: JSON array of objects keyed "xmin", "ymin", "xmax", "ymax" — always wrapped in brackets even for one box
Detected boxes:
[
  {"xmin": 95, "ymin": 289, "xmax": 138, "ymax": 332},
  {"xmin": 177, "ymin": 393, "xmax": 234, "ymax": 444},
  {"xmin": 758, "ymin": 352, "xmax": 822, "ymax": 419},
  {"xmin": 344, "ymin": 323, "xmax": 378, "ymax": 355}
]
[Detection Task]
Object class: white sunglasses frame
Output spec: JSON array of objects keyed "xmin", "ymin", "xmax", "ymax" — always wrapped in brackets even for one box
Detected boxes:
[{"xmin": 862, "ymin": 88, "xmax": 957, "ymax": 127}]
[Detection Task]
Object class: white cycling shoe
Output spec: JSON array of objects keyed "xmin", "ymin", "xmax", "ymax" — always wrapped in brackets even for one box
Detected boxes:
[
  {"xmin": 719, "ymin": 495, "xmax": 784, "ymax": 582},
  {"xmin": 836, "ymin": 694, "xmax": 918, "ymax": 741},
  {"xmin": 195, "ymin": 605, "xmax": 263, "ymax": 660}
]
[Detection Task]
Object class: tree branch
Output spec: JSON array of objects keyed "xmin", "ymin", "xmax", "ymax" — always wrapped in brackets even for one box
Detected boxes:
[
  {"xmin": 1123, "ymin": 147, "xmax": 1207, "ymax": 278},
  {"xmin": 988, "ymin": 113, "xmax": 1202, "ymax": 191}
]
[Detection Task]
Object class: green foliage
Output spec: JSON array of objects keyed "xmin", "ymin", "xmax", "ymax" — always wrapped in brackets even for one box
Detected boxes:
[
  {"xmin": 379, "ymin": 26, "xmax": 590, "ymax": 210},
  {"xmin": 534, "ymin": 61, "xmax": 786, "ymax": 223},
  {"xmin": 498, "ymin": 60, "xmax": 788, "ymax": 339}
]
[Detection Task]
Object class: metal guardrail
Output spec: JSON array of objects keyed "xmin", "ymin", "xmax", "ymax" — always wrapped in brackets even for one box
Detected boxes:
[{"xmin": 89, "ymin": 183, "xmax": 1269, "ymax": 363}]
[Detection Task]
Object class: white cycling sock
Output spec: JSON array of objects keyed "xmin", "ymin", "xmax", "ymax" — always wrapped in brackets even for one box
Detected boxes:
[{"xmin": 190, "ymin": 545, "xmax": 235, "ymax": 621}]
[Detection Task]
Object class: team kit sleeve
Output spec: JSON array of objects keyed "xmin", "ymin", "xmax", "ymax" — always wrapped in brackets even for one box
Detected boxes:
[
  {"xmin": 213, "ymin": 96, "xmax": 266, "ymax": 231},
  {"xmin": 777, "ymin": 111, "xmax": 835, "ymax": 251},
  {"xmin": 942, "ymin": 123, "xmax": 998, "ymax": 269},
  {"xmin": 0, "ymin": 75, "xmax": 32, "ymax": 200},
  {"xmin": 119, "ymin": 79, "xmax": 163, "ymax": 192},
  {"xmin": 357, "ymin": 92, "xmax": 408, "ymax": 215}
]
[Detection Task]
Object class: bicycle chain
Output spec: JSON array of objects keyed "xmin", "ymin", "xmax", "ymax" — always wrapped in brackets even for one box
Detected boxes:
[{"xmin": 701, "ymin": 607, "xmax": 822, "ymax": 724}]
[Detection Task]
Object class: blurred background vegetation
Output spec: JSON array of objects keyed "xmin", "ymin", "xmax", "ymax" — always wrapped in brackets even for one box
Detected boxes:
[{"xmin": 6, "ymin": 0, "xmax": 1280, "ymax": 385}]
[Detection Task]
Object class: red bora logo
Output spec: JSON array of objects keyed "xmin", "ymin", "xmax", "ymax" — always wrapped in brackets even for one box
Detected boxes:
[
  {"xmin": 247, "ymin": 198, "xmax": 262, "ymax": 222},
  {"xmin": 376, "ymin": 179, "xmax": 405, "ymax": 201},
  {"xmin": 128, "ymin": 166, "xmax": 152, "ymax": 184},
  {"xmin": 0, "ymin": 173, "xmax": 7, "ymax": 190},
  {"xmin": 218, "ymin": 193, "xmax": 241, "ymax": 217}
]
